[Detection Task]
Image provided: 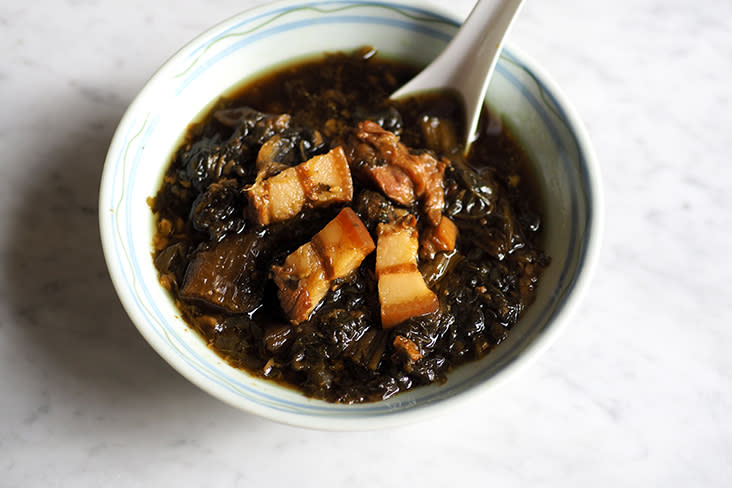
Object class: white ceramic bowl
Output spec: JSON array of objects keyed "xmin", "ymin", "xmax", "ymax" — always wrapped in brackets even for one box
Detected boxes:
[{"xmin": 99, "ymin": 0, "xmax": 602, "ymax": 430}]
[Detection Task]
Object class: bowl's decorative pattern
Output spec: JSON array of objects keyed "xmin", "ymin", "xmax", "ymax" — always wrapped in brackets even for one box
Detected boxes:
[{"xmin": 100, "ymin": 0, "xmax": 599, "ymax": 429}]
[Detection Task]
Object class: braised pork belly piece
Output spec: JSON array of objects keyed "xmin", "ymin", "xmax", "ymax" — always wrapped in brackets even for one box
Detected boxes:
[
  {"xmin": 254, "ymin": 128, "xmax": 326, "ymax": 181},
  {"xmin": 375, "ymin": 215, "xmax": 439, "ymax": 328},
  {"xmin": 349, "ymin": 120, "xmax": 448, "ymax": 226},
  {"xmin": 420, "ymin": 215, "xmax": 459, "ymax": 260},
  {"xmin": 272, "ymin": 208, "xmax": 375, "ymax": 324},
  {"xmin": 247, "ymin": 146, "xmax": 353, "ymax": 226},
  {"xmin": 271, "ymin": 240, "xmax": 330, "ymax": 324}
]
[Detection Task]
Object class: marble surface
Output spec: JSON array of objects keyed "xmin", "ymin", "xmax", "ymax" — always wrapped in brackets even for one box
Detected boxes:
[{"xmin": 1, "ymin": 0, "xmax": 730, "ymax": 485}]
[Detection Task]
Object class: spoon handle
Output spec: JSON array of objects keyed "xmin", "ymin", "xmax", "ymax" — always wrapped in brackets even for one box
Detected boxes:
[{"xmin": 391, "ymin": 0, "xmax": 525, "ymax": 151}]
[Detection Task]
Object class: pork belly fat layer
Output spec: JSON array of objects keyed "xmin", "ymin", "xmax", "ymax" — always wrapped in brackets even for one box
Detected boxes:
[
  {"xmin": 376, "ymin": 217, "xmax": 439, "ymax": 328},
  {"xmin": 313, "ymin": 206, "xmax": 376, "ymax": 280},
  {"xmin": 272, "ymin": 208, "xmax": 375, "ymax": 323},
  {"xmin": 378, "ymin": 270, "xmax": 439, "ymax": 328},
  {"xmin": 271, "ymin": 242, "xmax": 330, "ymax": 324},
  {"xmin": 248, "ymin": 146, "xmax": 353, "ymax": 226}
]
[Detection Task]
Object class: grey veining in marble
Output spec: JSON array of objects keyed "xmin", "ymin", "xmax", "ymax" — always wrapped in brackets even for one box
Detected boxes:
[{"xmin": 1, "ymin": 0, "xmax": 731, "ymax": 486}]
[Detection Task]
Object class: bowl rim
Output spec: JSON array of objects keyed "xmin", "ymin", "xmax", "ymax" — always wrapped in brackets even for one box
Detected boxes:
[{"xmin": 99, "ymin": 0, "xmax": 603, "ymax": 430}]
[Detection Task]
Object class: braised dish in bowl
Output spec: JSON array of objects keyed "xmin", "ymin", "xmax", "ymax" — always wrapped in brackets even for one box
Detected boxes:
[{"xmin": 99, "ymin": 0, "xmax": 601, "ymax": 429}]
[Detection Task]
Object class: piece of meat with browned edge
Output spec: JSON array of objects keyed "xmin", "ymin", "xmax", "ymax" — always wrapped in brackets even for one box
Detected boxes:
[
  {"xmin": 420, "ymin": 215, "xmax": 459, "ymax": 260},
  {"xmin": 393, "ymin": 335, "xmax": 422, "ymax": 362},
  {"xmin": 375, "ymin": 214, "xmax": 439, "ymax": 328},
  {"xmin": 272, "ymin": 208, "xmax": 375, "ymax": 324},
  {"xmin": 246, "ymin": 146, "xmax": 353, "ymax": 226},
  {"xmin": 348, "ymin": 120, "xmax": 448, "ymax": 225}
]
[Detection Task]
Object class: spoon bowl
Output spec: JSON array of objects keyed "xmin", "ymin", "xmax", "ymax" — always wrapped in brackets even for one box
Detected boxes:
[{"xmin": 391, "ymin": 0, "xmax": 525, "ymax": 153}]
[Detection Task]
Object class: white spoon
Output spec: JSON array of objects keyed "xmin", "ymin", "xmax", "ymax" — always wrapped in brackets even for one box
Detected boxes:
[{"xmin": 391, "ymin": 0, "xmax": 525, "ymax": 154}]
